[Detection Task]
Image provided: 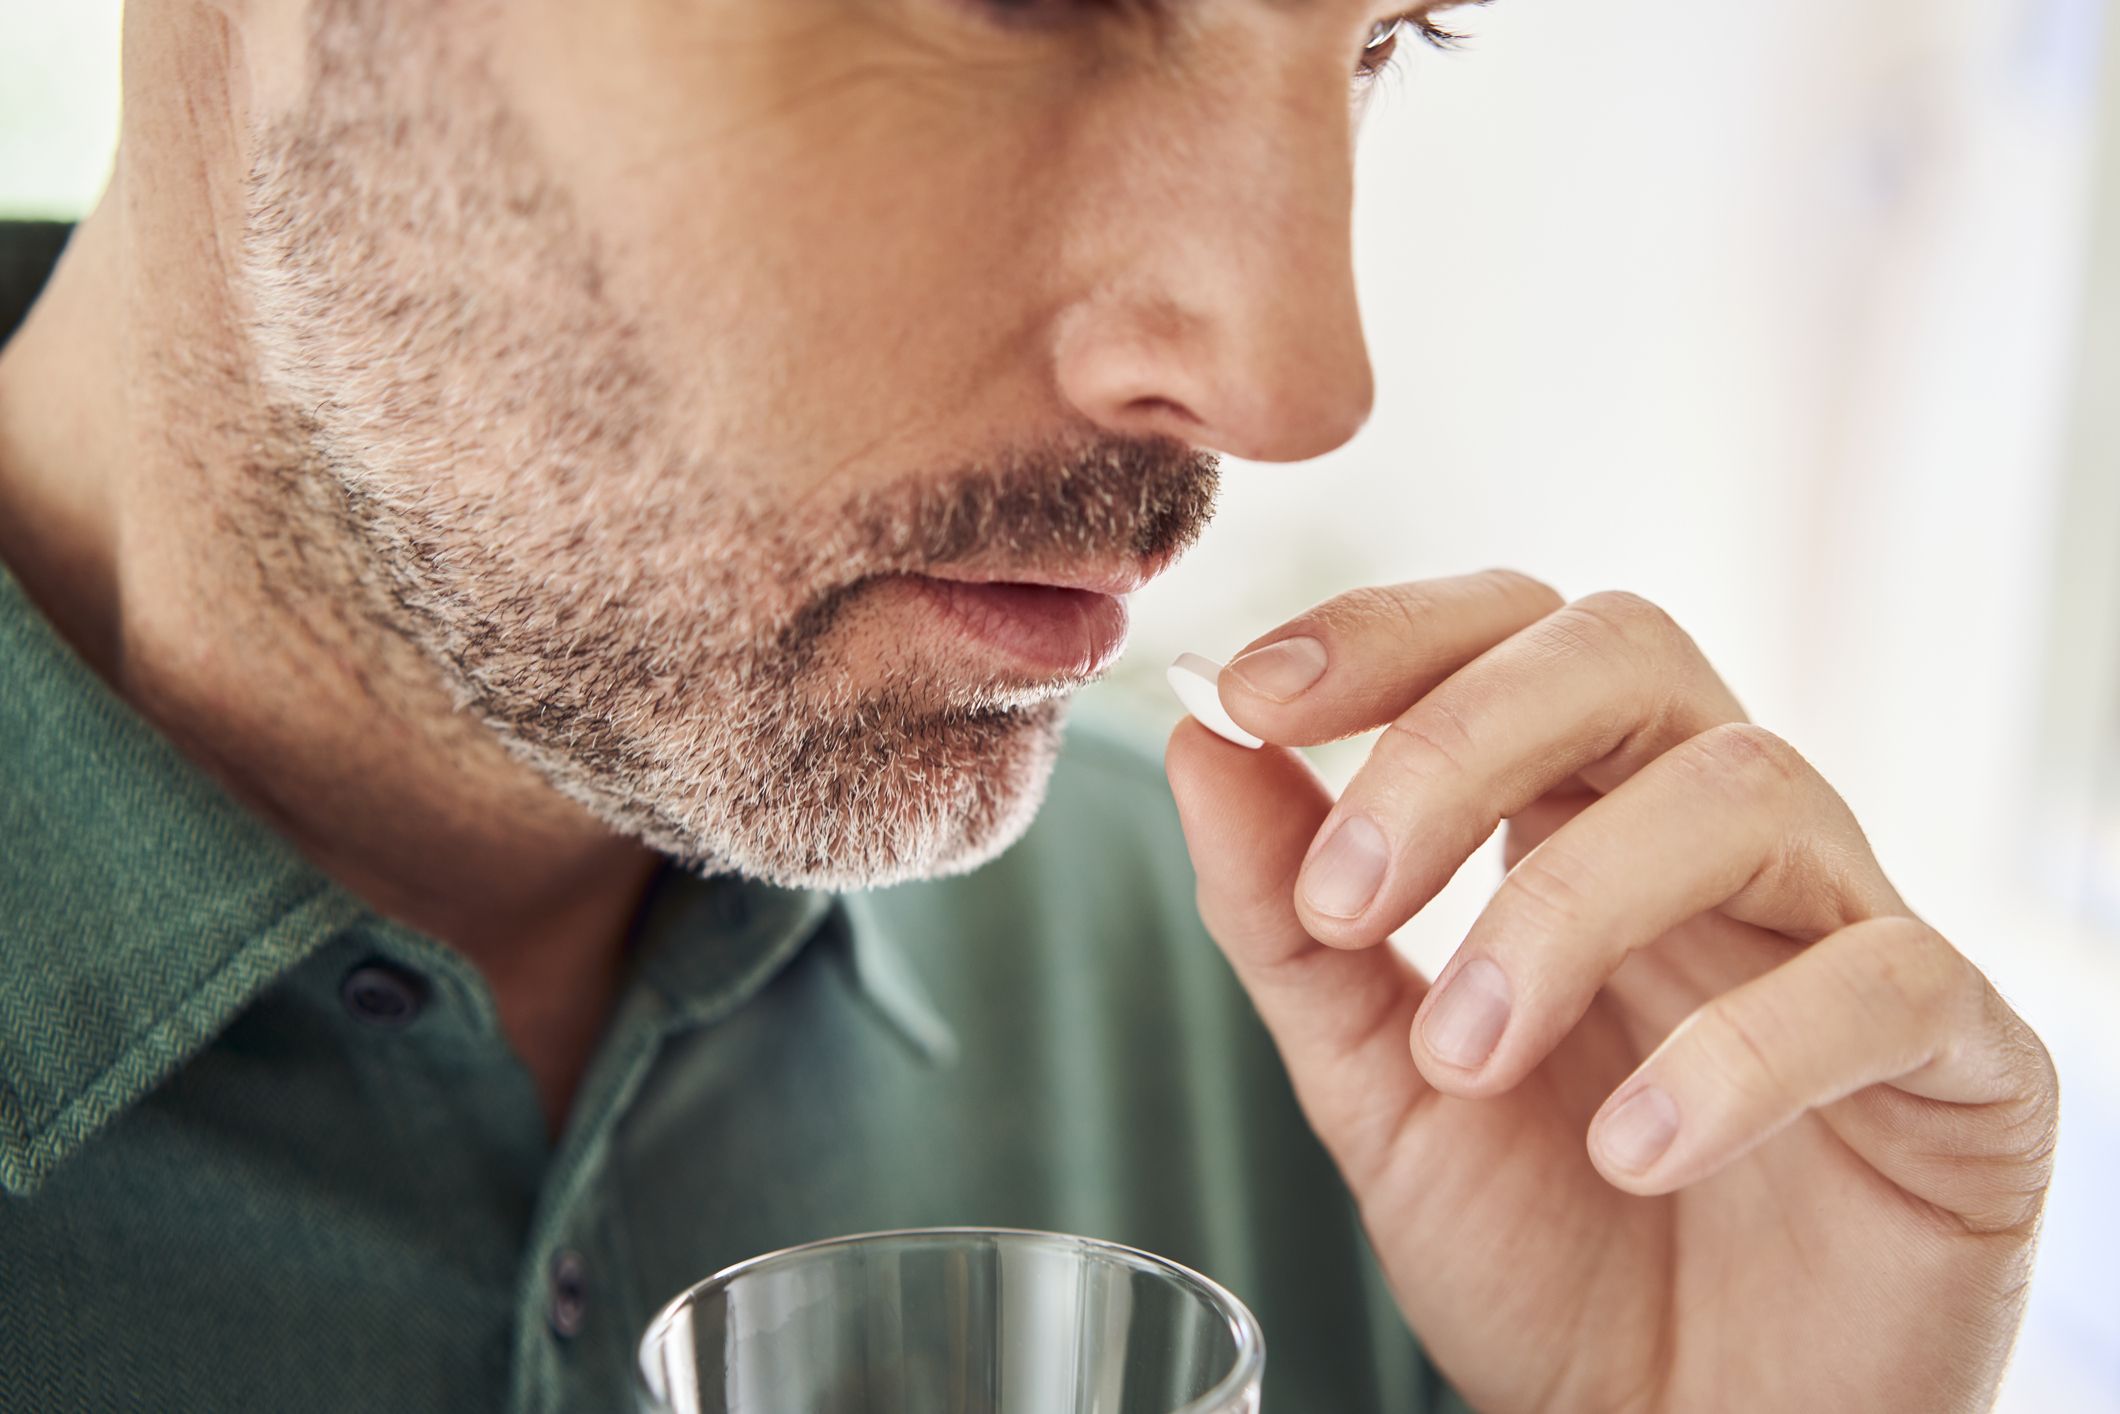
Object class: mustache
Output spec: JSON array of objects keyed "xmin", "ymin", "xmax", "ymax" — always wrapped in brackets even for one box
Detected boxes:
[
  {"xmin": 857, "ymin": 433, "xmax": 1223, "ymax": 574},
  {"xmin": 773, "ymin": 434, "xmax": 1222, "ymax": 663}
]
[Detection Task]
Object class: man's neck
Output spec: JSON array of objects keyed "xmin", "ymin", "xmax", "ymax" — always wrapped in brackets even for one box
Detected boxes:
[{"xmin": 0, "ymin": 36, "xmax": 663, "ymax": 1134}]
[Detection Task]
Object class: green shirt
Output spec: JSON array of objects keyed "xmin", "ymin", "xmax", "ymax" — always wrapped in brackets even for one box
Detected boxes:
[{"xmin": 0, "ymin": 226, "xmax": 1463, "ymax": 1413}]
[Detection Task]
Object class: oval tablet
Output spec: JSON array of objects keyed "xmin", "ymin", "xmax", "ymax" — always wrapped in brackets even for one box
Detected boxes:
[{"xmin": 1166, "ymin": 653, "xmax": 1264, "ymax": 749}]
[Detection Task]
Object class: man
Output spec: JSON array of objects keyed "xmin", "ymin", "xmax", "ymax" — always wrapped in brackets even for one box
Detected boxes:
[{"xmin": 0, "ymin": 1, "xmax": 2056, "ymax": 1410}]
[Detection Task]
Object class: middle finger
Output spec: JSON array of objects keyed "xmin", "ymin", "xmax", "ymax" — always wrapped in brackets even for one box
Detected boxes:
[{"xmin": 1292, "ymin": 591, "xmax": 1749, "ymax": 946}]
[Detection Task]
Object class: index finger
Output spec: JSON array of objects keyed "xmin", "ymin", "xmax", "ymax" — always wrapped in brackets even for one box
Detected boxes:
[{"xmin": 1216, "ymin": 569, "xmax": 1565, "ymax": 746}]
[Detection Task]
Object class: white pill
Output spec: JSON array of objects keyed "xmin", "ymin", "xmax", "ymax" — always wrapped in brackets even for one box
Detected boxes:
[{"xmin": 1166, "ymin": 653, "xmax": 1264, "ymax": 749}]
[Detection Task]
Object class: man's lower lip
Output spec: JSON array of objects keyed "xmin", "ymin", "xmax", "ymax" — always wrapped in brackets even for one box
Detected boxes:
[{"xmin": 906, "ymin": 576, "xmax": 1130, "ymax": 676}]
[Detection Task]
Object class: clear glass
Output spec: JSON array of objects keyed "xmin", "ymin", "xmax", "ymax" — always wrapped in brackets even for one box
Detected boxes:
[{"xmin": 636, "ymin": 1227, "xmax": 1265, "ymax": 1414}]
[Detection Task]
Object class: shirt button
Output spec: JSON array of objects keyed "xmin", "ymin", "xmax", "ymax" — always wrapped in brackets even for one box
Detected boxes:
[
  {"xmin": 547, "ymin": 1250, "xmax": 589, "ymax": 1339},
  {"xmin": 339, "ymin": 960, "xmax": 429, "ymax": 1030}
]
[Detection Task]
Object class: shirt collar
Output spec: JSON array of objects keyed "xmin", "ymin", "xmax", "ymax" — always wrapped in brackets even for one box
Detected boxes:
[
  {"xmin": 0, "ymin": 551, "xmax": 864, "ymax": 1195},
  {"xmin": 0, "ymin": 553, "xmax": 369, "ymax": 1195},
  {"xmin": 630, "ymin": 860, "xmax": 840, "ymax": 1029}
]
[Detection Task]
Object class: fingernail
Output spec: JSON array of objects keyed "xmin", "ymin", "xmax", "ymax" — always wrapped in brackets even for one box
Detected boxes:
[
  {"xmin": 1301, "ymin": 814, "xmax": 1389, "ymax": 918},
  {"xmin": 1419, "ymin": 956, "xmax": 1511, "ymax": 1069},
  {"xmin": 1597, "ymin": 1085, "xmax": 1679, "ymax": 1173},
  {"xmin": 1225, "ymin": 636, "xmax": 1328, "ymax": 702}
]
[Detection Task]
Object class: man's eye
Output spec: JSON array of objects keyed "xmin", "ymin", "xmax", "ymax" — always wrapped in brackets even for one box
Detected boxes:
[
  {"xmin": 1357, "ymin": 16, "xmax": 1407, "ymax": 77},
  {"xmin": 960, "ymin": 1, "xmax": 1476, "ymax": 74},
  {"xmin": 1356, "ymin": 9, "xmax": 1481, "ymax": 83}
]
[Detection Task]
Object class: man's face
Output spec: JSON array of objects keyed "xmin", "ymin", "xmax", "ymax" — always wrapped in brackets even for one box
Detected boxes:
[{"xmin": 233, "ymin": 0, "xmax": 1397, "ymax": 887}]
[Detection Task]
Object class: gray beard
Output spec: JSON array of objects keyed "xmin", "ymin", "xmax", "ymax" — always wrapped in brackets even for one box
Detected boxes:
[{"xmin": 222, "ymin": 0, "xmax": 1220, "ymax": 889}]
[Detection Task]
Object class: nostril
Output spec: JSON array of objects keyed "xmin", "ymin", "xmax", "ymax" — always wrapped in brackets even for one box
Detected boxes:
[{"xmin": 1126, "ymin": 395, "xmax": 1204, "ymax": 429}]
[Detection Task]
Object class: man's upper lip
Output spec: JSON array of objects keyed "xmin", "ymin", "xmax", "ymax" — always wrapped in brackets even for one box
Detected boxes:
[{"xmin": 918, "ymin": 556, "xmax": 1171, "ymax": 598}]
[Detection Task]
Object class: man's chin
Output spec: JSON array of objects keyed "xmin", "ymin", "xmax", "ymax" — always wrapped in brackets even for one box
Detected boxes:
[{"xmin": 534, "ymin": 694, "xmax": 1072, "ymax": 893}]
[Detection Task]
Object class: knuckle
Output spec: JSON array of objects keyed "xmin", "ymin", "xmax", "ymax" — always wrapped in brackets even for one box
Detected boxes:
[
  {"xmin": 1683, "ymin": 721, "xmax": 1807, "ymax": 808},
  {"xmin": 1978, "ymin": 1007, "xmax": 2063, "ymax": 1224},
  {"xmin": 1196, "ymin": 891, "xmax": 1313, "ymax": 975},
  {"xmin": 1533, "ymin": 602, "xmax": 1632, "ymax": 668},
  {"xmin": 1683, "ymin": 996, "xmax": 1792, "ymax": 1108},
  {"xmin": 1560, "ymin": 592, "xmax": 1718, "ymax": 711},
  {"xmin": 1500, "ymin": 841, "xmax": 1602, "ymax": 932},
  {"xmin": 1845, "ymin": 916, "xmax": 1958, "ymax": 1019},
  {"xmin": 1534, "ymin": 597, "xmax": 1672, "ymax": 686},
  {"xmin": 1476, "ymin": 567, "xmax": 1566, "ymax": 613},
  {"xmin": 1992, "ymin": 1008, "xmax": 2062, "ymax": 1149},
  {"xmin": 2018, "ymin": 1017, "xmax": 2061, "ymax": 1111},
  {"xmin": 1383, "ymin": 693, "xmax": 1481, "ymax": 782},
  {"xmin": 1876, "ymin": 920, "xmax": 2061, "ymax": 1111},
  {"xmin": 1569, "ymin": 589, "xmax": 1687, "ymax": 656},
  {"xmin": 1318, "ymin": 583, "xmax": 1440, "ymax": 643}
]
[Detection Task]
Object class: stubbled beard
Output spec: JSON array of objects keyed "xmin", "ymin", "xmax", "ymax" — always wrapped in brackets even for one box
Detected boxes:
[{"xmin": 227, "ymin": 0, "xmax": 1220, "ymax": 889}]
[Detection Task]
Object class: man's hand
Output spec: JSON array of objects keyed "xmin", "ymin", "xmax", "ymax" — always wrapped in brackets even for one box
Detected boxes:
[{"xmin": 1163, "ymin": 570, "xmax": 2057, "ymax": 1414}]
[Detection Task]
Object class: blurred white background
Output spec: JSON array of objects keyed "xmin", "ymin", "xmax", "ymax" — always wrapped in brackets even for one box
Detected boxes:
[{"xmin": 5, "ymin": 1, "xmax": 2117, "ymax": 1406}]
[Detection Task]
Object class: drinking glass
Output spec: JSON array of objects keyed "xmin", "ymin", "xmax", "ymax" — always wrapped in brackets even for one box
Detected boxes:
[{"xmin": 636, "ymin": 1226, "xmax": 1265, "ymax": 1414}]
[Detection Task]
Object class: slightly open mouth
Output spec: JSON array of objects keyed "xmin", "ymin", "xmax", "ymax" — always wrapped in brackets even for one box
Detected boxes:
[{"xmin": 902, "ymin": 575, "xmax": 1131, "ymax": 679}]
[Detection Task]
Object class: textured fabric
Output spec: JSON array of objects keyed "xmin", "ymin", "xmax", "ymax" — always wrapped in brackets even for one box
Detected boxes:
[
  {"xmin": 0, "ymin": 222, "xmax": 1470, "ymax": 1412},
  {"xmin": 0, "ymin": 519, "xmax": 366, "ymax": 1195}
]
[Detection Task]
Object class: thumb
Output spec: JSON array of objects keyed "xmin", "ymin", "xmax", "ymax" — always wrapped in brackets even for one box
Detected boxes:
[{"xmin": 1165, "ymin": 719, "xmax": 1433, "ymax": 1191}]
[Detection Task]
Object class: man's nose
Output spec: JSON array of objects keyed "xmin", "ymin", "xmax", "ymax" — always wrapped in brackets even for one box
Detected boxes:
[{"xmin": 1051, "ymin": 82, "xmax": 1376, "ymax": 465}]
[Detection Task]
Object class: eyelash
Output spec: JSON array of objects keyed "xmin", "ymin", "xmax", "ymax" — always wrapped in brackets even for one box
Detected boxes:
[
  {"xmin": 1356, "ymin": 11, "xmax": 1477, "ymax": 83},
  {"xmin": 968, "ymin": 2, "xmax": 1482, "ymax": 78}
]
